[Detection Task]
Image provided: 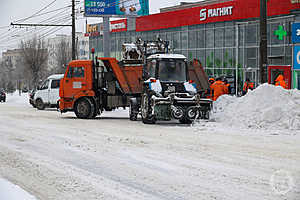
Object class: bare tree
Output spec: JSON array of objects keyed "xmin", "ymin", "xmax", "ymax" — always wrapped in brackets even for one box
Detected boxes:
[
  {"xmin": 0, "ymin": 58, "xmax": 16, "ymax": 92},
  {"xmin": 53, "ymin": 38, "xmax": 72, "ymax": 74},
  {"xmin": 20, "ymin": 36, "xmax": 49, "ymax": 88}
]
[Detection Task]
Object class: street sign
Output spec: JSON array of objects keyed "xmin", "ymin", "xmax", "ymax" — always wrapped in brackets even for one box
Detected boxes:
[
  {"xmin": 292, "ymin": 23, "xmax": 300, "ymax": 43},
  {"xmin": 294, "ymin": 46, "xmax": 300, "ymax": 70},
  {"xmin": 84, "ymin": 0, "xmax": 149, "ymax": 17}
]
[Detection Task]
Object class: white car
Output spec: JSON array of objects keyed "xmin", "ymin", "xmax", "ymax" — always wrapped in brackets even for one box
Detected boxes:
[{"xmin": 34, "ymin": 74, "xmax": 64, "ymax": 110}]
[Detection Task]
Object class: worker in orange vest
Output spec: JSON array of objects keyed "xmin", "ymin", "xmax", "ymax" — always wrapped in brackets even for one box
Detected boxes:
[
  {"xmin": 223, "ymin": 79, "xmax": 231, "ymax": 94},
  {"xmin": 242, "ymin": 78, "xmax": 254, "ymax": 95},
  {"xmin": 275, "ymin": 74, "xmax": 287, "ymax": 89},
  {"xmin": 206, "ymin": 78, "xmax": 215, "ymax": 100},
  {"xmin": 210, "ymin": 77, "xmax": 226, "ymax": 101}
]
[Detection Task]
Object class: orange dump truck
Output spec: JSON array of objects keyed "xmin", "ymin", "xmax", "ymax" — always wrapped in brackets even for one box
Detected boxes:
[{"xmin": 59, "ymin": 40, "xmax": 212, "ymax": 124}]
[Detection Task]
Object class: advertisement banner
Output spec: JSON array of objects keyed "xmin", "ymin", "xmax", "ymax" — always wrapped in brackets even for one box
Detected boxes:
[
  {"xmin": 294, "ymin": 46, "xmax": 300, "ymax": 70},
  {"xmin": 292, "ymin": 23, "xmax": 300, "ymax": 43},
  {"xmin": 84, "ymin": 0, "xmax": 149, "ymax": 17}
]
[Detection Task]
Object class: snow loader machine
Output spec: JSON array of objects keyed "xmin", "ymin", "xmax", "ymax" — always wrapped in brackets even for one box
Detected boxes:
[{"xmin": 59, "ymin": 38, "xmax": 212, "ymax": 124}]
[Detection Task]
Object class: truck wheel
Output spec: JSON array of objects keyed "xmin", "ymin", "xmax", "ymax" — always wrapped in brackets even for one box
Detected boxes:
[
  {"xmin": 141, "ymin": 94, "xmax": 155, "ymax": 124},
  {"xmin": 129, "ymin": 99, "xmax": 138, "ymax": 121},
  {"xmin": 36, "ymin": 99, "xmax": 45, "ymax": 110},
  {"xmin": 74, "ymin": 98, "xmax": 95, "ymax": 119},
  {"xmin": 203, "ymin": 111, "xmax": 210, "ymax": 120}
]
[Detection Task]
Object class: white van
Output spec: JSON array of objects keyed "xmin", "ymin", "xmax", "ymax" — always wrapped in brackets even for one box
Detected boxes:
[{"xmin": 34, "ymin": 74, "xmax": 64, "ymax": 110}]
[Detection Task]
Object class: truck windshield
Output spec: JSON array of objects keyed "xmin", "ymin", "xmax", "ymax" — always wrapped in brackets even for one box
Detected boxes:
[{"xmin": 158, "ymin": 59, "xmax": 187, "ymax": 82}]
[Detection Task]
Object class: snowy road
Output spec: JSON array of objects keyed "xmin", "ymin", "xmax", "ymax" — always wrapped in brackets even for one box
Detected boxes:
[{"xmin": 0, "ymin": 94, "xmax": 299, "ymax": 200}]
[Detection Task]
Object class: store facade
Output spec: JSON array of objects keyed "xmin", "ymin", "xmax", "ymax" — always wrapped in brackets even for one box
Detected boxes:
[{"xmin": 88, "ymin": 0, "xmax": 300, "ymax": 88}]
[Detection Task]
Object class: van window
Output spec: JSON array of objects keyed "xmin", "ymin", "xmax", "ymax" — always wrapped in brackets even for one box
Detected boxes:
[
  {"xmin": 40, "ymin": 79, "xmax": 49, "ymax": 90},
  {"xmin": 51, "ymin": 79, "xmax": 61, "ymax": 89}
]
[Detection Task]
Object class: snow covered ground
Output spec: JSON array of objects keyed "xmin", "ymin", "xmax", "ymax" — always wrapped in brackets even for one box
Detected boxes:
[
  {"xmin": 0, "ymin": 89, "xmax": 299, "ymax": 200},
  {"xmin": 0, "ymin": 178, "xmax": 37, "ymax": 200}
]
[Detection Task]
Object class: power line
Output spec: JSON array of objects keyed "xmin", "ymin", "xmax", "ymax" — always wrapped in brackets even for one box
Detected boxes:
[
  {"xmin": 11, "ymin": 23, "xmax": 72, "ymax": 27},
  {"xmin": 0, "ymin": 15, "xmax": 72, "ymax": 45},
  {"xmin": 0, "ymin": 14, "xmax": 71, "ymax": 43},
  {"xmin": 14, "ymin": 0, "xmax": 57, "ymax": 23}
]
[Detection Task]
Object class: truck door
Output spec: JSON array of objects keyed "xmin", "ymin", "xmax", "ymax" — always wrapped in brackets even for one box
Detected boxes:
[
  {"xmin": 49, "ymin": 79, "xmax": 61, "ymax": 105},
  {"xmin": 63, "ymin": 65, "xmax": 87, "ymax": 98}
]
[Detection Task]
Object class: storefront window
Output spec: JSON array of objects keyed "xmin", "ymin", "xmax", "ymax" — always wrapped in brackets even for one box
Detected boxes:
[
  {"xmin": 197, "ymin": 50, "xmax": 205, "ymax": 65},
  {"xmin": 238, "ymin": 25, "xmax": 245, "ymax": 47},
  {"xmin": 245, "ymin": 24, "xmax": 257, "ymax": 46},
  {"xmin": 181, "ymin": 31, "xmax": 188, "ymax": 49},
  {"xmin": 189, "ymin": 50, "xmax": 196, "ymax": 61},
  {"xmin": 215, "ymin": 27, "xmax": 224, "ymax": 48},
  {"xmin": 197, "ymin": 30, "xmax": 205, "ymax": 48},
  {"xmin": 206, "ymin": 29, "xmax": 214, "ymax": 48},
  {"xmin": 246, "ymin": 48, "xmax": 257, "ymax": 68},
  {"xmin": 172, "ymin": 32, "xmax": 180, "ymax": 50},
  {"xmin": 215, "ymin": 49, "xmax": 223, "ymax": 75},
  {"xmin": 188, "ymin": 30, "xmax": 197, "ymax": 49},
  {"xmin": 206, "ymin": 49, "xmax": 214, "ymax": 75},
  {"xmin": 225, "ymin": 27, "xmax": 235, "ymax": 47},
  {"xmin": 285, "ymin": 46, "xmax": 292, "ymax": 65}
]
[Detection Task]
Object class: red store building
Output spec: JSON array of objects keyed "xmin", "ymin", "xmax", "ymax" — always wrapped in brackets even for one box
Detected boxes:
[{"xmin": 88, "ymin": 0, "xmax": 300, "ymax": 89}]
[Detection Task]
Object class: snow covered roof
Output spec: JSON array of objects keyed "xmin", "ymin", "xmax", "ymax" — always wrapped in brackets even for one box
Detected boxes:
[
  {"xmin": 48, "ymin": 74, "xmax": 64, "ymax": 80},
  {"xmin": 147, "ymin": 54, "xmax": 186, "ymax": 59}
]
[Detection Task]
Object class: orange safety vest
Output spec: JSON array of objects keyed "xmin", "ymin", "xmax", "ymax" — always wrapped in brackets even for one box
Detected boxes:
[
  {"xmin": 224, "ymin": 83, "xmax": 230, "ymax": 94},
  {"xmin": 243, "ymin": 81, "xmax": 254, "ymax": 93},
  {"xmin": 275, "ymin": 75, "xmax": 287, "ymax": 89},
  {"xmin": 210, "ymin": 81, "xmax": 226, "ymax": 101}
]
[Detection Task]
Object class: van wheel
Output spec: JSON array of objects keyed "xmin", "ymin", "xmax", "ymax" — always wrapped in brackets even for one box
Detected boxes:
[
  {"xmin": 74, "ymin": 97, "xmax": 95, "ymax": 119},
  {"xmin": 36, "ymin": 99, "xmax": 45, "ymax": 110}
]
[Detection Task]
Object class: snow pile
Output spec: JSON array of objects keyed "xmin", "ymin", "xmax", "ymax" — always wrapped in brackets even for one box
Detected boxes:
[
  {"xmin": 5, "ymin": 91, "xmax": 30, "ymax": 107},
  {"xmin": 0, "ymin": 178, "xmax": 37, "ymax": 200},
  {"xmin": 213, "ymin": 84, "xmax": 300, "ymax": 130}
]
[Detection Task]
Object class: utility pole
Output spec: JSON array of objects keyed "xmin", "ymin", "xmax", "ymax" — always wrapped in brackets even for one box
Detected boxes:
[
  {"xmin": 72, "ymin": 0, "xmax": 76, "ymax": 60},
  {"xmin": 259, "ymin": 0, "xmax": 268, "ymax": 84},
  {"xmin": 103, "ymin": 16, "xmax": 110, "ymax": 58}
]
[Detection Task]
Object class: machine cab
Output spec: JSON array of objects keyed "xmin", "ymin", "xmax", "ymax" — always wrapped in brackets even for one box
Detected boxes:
[
  {"xmin": 145, "ymin": 54, "xmax": 195, "ymax": 95},
  {"xmin": 146, "ymin": 54, "xmax": 188, "ymax": 82}
]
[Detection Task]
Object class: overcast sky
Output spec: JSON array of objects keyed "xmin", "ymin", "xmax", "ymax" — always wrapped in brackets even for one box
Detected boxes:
[{"xmin": 0, "ymin": 0, "xmax": 198, "ymax": 55}]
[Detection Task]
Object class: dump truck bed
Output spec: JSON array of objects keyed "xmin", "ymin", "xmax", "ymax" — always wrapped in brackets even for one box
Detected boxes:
[{"xmin": 99, "ymin": 57, "xmax": 209, "ymax": 95}]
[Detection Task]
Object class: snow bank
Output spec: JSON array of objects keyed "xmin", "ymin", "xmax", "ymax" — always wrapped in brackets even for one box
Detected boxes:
[
  {"xmin": 0, "ymin": 178, "xmax": 37, "ymax": 200},
  {"xmin": 5, "ymin": 91, "xmax": 30, "ymax": 107},
  {"xmin": 212, "ymin": 84, "xmax": 300, "ymax": 130}
]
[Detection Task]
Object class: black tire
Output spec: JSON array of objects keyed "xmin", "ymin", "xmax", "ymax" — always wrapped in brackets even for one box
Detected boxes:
[
  {"xmin": 141, "ymin": 94, "xmax": 155, "ymax": 124},
  {"xmin": 74, "ymin": 97, "xmax": 95, "ymax": 119},
  {"xmin": 203, "ymin": 111, "xmax": 210, "ymax": 120},
  {"xmin": 36, "ymin": 99, "xmax": 45, "ymax": 110},
  {"xmin": 129, "ymin": 100, "xmax": 138, "ymax": 121}
]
